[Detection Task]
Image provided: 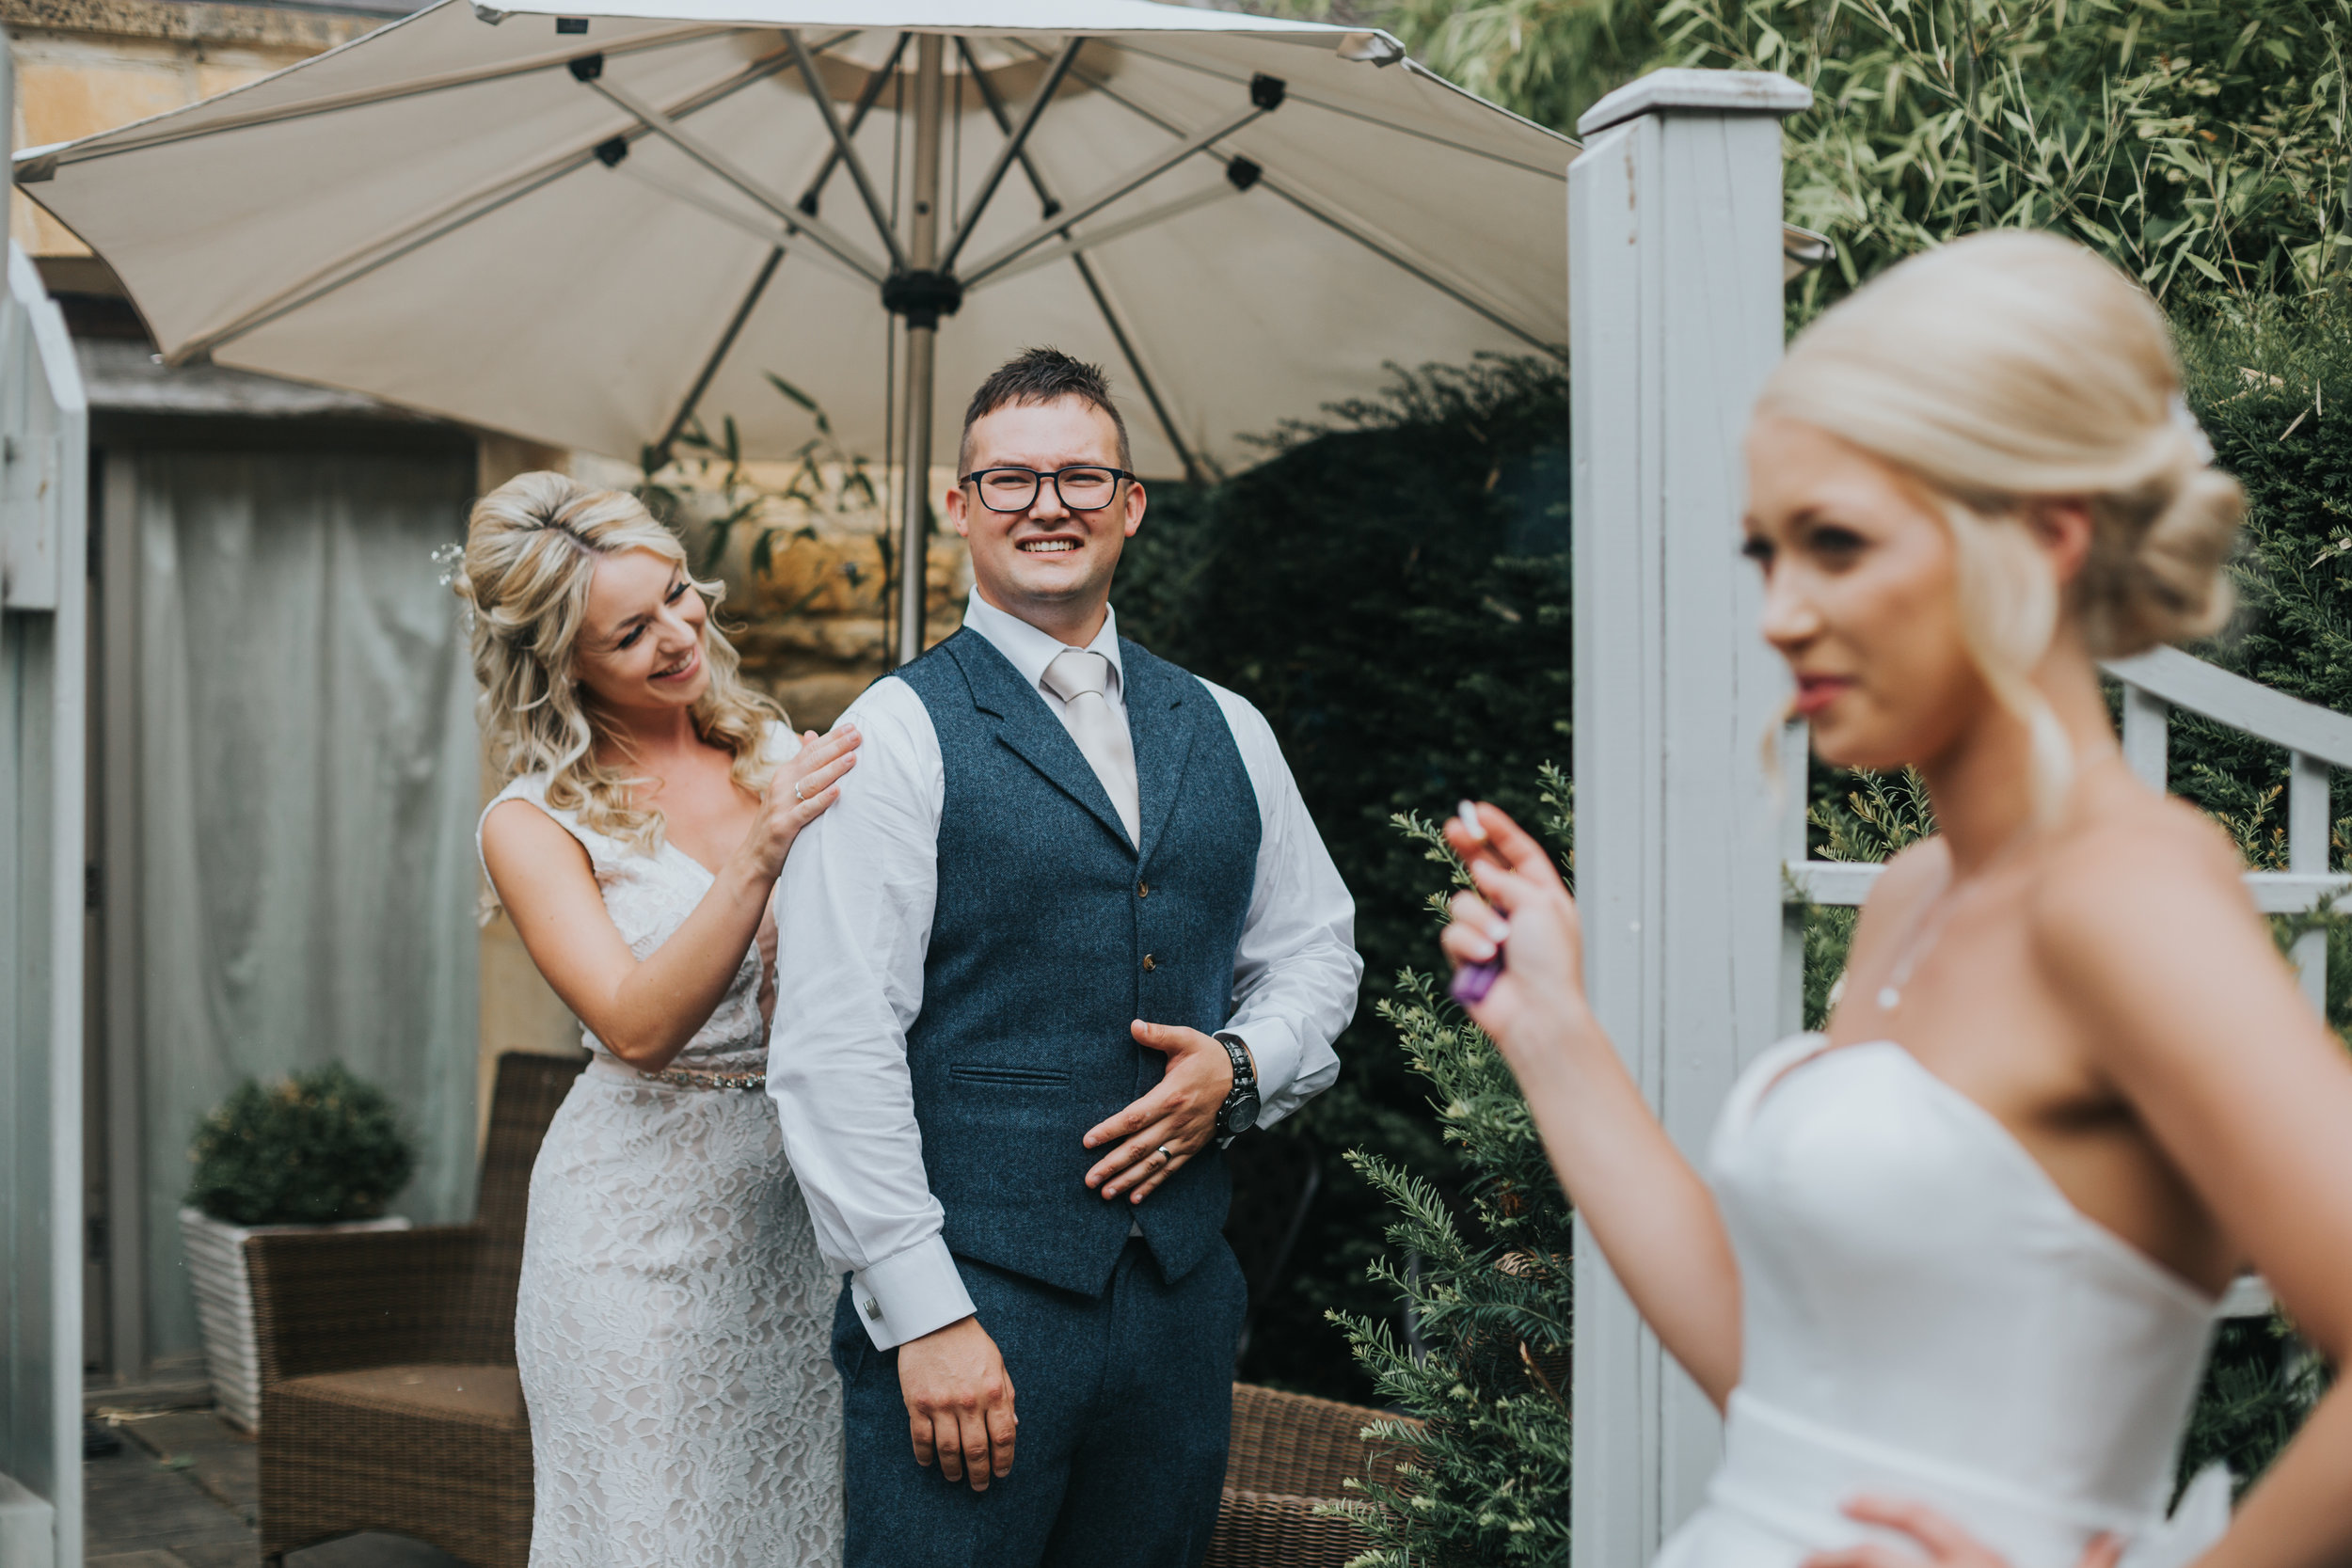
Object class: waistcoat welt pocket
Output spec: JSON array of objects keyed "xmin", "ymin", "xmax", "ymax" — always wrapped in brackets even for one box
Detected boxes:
[{"xmin": 948, "ymin": 1064, "xmax": 1071, "ymax": 1088}]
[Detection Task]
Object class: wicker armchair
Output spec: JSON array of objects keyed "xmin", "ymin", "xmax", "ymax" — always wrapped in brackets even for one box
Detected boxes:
[
  {"xmin": 1206, "ymin": 1383, "xmax": 1421, "ymax": 1567},
  {"xmin": 247, "ymin": 1052, "xmax": 583, "ymax": 1568}
]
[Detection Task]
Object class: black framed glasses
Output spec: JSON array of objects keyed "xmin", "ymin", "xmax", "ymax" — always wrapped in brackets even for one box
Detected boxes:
[{"xmin": 960, "ymin": 466, "xmax": 1135, "ymax": 514}]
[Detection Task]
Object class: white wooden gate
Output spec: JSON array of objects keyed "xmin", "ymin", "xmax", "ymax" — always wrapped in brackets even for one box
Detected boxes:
[{"xmin": 0, "ymin": 23, "xmax": 92, "ymax": 1568}]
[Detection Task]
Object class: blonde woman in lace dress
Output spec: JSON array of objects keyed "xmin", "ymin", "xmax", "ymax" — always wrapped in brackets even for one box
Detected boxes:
[{"xmin": 458, "ymin": 473, "xmax": 859, "ymax": 1567}]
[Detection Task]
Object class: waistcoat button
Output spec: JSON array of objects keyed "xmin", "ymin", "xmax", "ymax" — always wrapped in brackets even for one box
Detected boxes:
[{"xmin": 1142, "ymin": 954, "xmax": 1156, "ymax": 971}]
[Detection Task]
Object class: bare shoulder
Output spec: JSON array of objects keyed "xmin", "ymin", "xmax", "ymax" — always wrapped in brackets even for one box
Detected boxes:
[
  {"xmin": 481, "ymin": 795, "xmax": 592, "ymax": 890},
  {"xmin": 2025, "ymin": 780, "xmax": 2263, "ymax": 1023},
  {"xmin": 1854, "ymin": 835, "xmax": 1951, "ymax": 921},
  {"xmin": 2029, "ymin": 784, "xmax": 2247, "ymax": 938}
]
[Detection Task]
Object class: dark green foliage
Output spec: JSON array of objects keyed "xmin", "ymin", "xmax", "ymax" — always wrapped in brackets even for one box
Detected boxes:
[
  {"xmin": 186, "ymin": 1064, "xmax": 416, "ymax": 1227},
  {"xmin": 1115, "ymin": 355, "xmax": 1574, "ymax": 1399},
  {"xmin": 2173, "ymin": 305, "xmax": 2352, "ymax": 852},
  {"xmin": 1331, "ymin": 793, "xmax": 1577, "ymax": 1567},
  {"xmin": 2179, "ymin": 1316, "xmax": 2331, "ymax": 1497}
]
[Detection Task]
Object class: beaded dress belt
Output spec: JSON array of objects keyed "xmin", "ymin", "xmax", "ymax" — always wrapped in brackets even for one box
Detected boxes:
[{"xmin": 645, "ymin": 1064, "xmax": 767, "ymax": 1091}]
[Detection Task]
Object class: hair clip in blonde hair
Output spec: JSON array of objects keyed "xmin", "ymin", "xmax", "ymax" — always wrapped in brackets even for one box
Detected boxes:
[
  {"xmin": 431, "ymin": 541, "xmax": 476, "ymax": 631},
  {"xmin": 2169, "ymin": 394, "xmax": 2215, "ymax": 466}
]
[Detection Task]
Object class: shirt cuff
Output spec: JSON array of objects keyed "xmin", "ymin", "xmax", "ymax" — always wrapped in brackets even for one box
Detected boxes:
[
  {"xmin": 850, "ymin": 1235, "xmax": 976, "ymax": 1351},
  {"xmin": 1226, "ymin": 1018, "xmax": 1303, "ymax": 1124}
]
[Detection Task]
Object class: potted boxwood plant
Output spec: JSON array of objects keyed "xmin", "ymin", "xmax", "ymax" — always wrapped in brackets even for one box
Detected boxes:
[{"xmin": 180, "ymin": 1064, "xmax": 417, "ymax": 1430}]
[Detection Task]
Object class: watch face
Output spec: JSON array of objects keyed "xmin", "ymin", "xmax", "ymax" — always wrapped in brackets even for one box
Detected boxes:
[{"xmin": 1226, "ymin": 1094, "xmax": 1260, "ymax": 1133}]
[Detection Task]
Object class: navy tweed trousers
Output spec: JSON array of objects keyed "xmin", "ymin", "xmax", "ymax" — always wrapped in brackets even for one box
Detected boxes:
[{"xmin": 834, "ymin": 1238, "xmax": 1247, "ymax": 1568}]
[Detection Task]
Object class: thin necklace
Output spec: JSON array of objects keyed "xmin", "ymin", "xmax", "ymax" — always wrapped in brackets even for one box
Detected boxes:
[{"xmin": 1872, "ymin": 835, "xmax": 2030, "ymax": 1014}]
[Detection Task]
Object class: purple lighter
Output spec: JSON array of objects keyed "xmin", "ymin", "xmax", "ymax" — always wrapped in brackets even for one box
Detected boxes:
[{"xmin": 1449, "ymin": 798, "xmax": 1504, "ymax": 1005}]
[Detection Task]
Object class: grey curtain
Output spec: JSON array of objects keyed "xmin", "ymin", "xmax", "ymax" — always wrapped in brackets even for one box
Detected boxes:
[{"xmin": 132, "ymin": 448, "xmax": 480, "ymax": 1360}]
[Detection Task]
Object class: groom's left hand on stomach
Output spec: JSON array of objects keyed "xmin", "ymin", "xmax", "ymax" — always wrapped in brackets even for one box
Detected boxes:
[{"xmin": 1082, "ymin": 1022, "xmax": 1237, "ymax": 1204}]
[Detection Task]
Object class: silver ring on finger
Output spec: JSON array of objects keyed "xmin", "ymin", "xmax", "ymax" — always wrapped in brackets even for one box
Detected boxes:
[
  {"xmin": 793, "ymin": 779, "xmax": 806, "ymax": 802},
  {"xmin": 1155, "ymin": 1144, "xmax": 1173, "ymax": 1164}
]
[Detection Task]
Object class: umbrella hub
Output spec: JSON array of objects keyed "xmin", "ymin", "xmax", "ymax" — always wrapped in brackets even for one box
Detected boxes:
[{"xmin": 881, "ymin": 269, "xmax": 965, "ymax": 331}]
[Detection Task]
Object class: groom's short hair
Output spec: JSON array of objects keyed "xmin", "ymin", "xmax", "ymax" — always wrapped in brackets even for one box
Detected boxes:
[{"xmin": 959, "ymin": 347, "xmax": 1133, "ymax": 474}]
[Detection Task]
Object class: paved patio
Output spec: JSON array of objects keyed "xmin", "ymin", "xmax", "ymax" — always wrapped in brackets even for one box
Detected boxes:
[{"xmin": 87, "ymin": 1410, "xmax": 466, "ymax": 1568}]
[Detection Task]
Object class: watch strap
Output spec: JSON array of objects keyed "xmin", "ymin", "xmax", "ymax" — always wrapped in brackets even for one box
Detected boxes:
[{"xmin": 1214, "ymin": 1031, "xmax": 1257, "ymax": 1089}]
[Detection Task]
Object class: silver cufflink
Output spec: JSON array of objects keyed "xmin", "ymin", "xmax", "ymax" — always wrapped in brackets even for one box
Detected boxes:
[{"xmin": 865, "ymin": 1299, "xmax": 882, "ymax": 1321}]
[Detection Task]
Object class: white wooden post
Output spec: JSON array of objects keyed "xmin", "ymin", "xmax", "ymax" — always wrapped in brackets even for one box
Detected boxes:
[
  {"xmin": 0, "ymin": 24, "xmax": 90, "ymax": 1562},
  {"xmin": 2288, "ymin": 751, "xmax": 2329, "ymax": 1011},
  {"xmin": 1569, "ymin": 68, "xmax": 1809, "ymax": 1568}
]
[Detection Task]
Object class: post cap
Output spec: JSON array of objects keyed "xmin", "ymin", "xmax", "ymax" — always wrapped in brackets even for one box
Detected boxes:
[{"xmin": 1577, "ymin": 69, "xmax": 1812, "ymax": 136}]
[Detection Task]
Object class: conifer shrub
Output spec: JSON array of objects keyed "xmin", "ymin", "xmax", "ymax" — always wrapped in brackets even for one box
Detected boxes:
[
  {"xmin": 186, "ymin": 1064, "xmax": 416, "ymax": 1227},
  {"xmin": 1330, "ymin": 777, "xmax": 1576, "ymax": 1566}
]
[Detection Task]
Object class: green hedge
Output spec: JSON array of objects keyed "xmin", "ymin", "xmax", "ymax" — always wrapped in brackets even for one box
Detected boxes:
[{"xmin": 1116, "ymin": 356, "xmax": 1574, "ymax": 1398}]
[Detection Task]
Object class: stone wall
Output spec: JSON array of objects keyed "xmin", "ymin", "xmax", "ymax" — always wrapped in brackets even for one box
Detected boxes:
[{"xmin": 698, "ymin": 488, "xmax": 971, "ymax": 732}]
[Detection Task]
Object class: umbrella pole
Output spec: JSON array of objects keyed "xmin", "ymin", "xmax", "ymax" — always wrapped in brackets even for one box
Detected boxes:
[{"xmin": 892, "ymin": 33, "xmax": 946, "ymax": 670}]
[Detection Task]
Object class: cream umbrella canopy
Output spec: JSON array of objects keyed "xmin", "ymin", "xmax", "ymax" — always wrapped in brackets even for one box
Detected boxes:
[{"xmin": 21, "ymin": 1, "xmax": 1630, "ymax": 659}]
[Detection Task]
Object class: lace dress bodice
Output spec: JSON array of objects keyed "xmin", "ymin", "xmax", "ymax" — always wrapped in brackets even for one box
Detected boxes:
[
  {"xmin": 1655, "ymin": 1035, "xmax": 2227, "ymax": 1568},
  {"xmin": 480, "ymin": 765, "xmax": 769, "ymax": 1075},
  {"xmin": 485, "ymin": 725, "xmax": 843, "ymax": 1567}
]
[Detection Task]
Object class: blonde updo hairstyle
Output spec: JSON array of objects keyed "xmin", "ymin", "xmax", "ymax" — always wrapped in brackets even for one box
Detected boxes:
[
  {"xmin": 1756, "ymin": 230, "xmax": 2243, "ymax": 810},
  {"xmin": 454, "ymin": 471, "xmax": 784, "ymax": 850}
]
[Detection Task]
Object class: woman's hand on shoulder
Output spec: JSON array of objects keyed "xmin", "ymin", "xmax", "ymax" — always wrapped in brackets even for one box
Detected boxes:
[{"xmin": 736, "ymin": 722, "xmax": 861, "ymax": 882}]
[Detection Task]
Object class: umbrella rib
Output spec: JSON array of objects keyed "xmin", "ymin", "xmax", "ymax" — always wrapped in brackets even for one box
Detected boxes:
[
  {"xmin": 957, "ymin": 46, "xmax": 1201, "ymax": 484},
  {"xmin": 1046, "ymin": 55, "xmax": 1565, "ymax": 359},
  {"xmin": 964, "ymin": 182, "xmax": 1239, "ymax": 289},
  {"xmin": 655, "ymin": 243, "xmax": 787, "ymax": 465},
  {"xmin": 1256, "ymin": 174, "xmax": 1566, "ymax": 359},
  {"xmin": 584, "ymin": 74, "xmax": 886, "ymax": 284},
  {"xmin": 165, "ymin": 44, "xmax": 801, "ymax": 364},
  {"xmin": 937, "ymin": 38, "xmax": 1085, "ymax": 275},
  {"xmin": 608, "ymin": 162, "xmax": 866, "ymax": 289},
  {"xmin": 1073, "ymin": 252, "xmax": 1203, "ymax": 485},
  {"xmin": 784, "ymin": 30, "xmax": 907, "ymax": 274},
  {"xmin": 1104, "ymin": 43, "xmax": 1574, "ymax": 179},
  {"xmin": 959, "ymin": 96, "xmax": 1277, "ymax": 287},
  {"xmin": 797, "ymin": 32, "xmax": 909, "ymax": 217},
  {"xmin": 954, "ymin": 37, "xmax": 1064, "ymax": 217},
  {"xmin": 21, "ymin": 24, "xmax": 790, "ymax": 179}
]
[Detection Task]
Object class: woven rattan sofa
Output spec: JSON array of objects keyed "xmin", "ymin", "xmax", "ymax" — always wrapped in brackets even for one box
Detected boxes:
[
  {"xmin": 249, "ymin": 1052, "xmax": 582, "ymax": 1567},
  {"xmin": 247, "ymin": 1051, "xmax": 1409, "ymax": 1566}
]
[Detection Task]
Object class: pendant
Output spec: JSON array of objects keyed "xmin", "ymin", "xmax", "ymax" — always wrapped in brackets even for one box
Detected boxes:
[{"xmin": 1876, "ymin": 986, "xmax": 1900, "ymax": 1011}]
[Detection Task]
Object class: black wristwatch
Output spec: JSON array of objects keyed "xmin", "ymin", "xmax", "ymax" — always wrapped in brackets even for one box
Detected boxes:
[{"xmin": 1214, "ymin": 1032, "xmax": 1261, "ymax": 1148}]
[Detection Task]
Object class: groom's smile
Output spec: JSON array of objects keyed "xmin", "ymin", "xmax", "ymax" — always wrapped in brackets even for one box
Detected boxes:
[{"xmin": 946, "ymin": 394, "xmax": 1146, "ymax": 644}]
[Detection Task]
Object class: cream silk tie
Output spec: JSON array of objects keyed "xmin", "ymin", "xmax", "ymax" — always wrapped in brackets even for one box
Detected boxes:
[{"xmin": 1041, "ymin": 647, "xmax": 1140, "ymax": 847}]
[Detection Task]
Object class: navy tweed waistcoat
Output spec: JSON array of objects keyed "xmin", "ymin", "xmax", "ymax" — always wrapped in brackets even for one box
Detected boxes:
[{"xmin": 897, "ymin": 628, "xmax": 1261, "ymax": 1299}]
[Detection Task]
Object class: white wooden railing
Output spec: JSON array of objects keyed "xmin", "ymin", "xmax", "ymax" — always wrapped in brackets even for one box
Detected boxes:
[{"xmin": 1779, "ymin": 645, "xmax": 2352, "ymax": 1320}]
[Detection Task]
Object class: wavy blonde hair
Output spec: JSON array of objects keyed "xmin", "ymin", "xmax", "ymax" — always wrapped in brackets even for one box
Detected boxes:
[
  {"xmin": 454, "ymin": 471, "xmax": 785, "ymax": 850},
  {"xmin": 1756, "ymin": 230, "xmax": 2243, "ymax": 813}
]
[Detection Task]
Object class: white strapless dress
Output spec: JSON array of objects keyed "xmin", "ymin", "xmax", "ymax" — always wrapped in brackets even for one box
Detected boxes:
[{"xmin": 1660, "ymin": 1035, "xmax": 2230, "ymax": 1568}]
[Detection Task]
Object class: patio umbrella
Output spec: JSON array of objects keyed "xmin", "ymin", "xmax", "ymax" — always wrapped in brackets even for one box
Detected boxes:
[{"xmin": 16, "ymin": 0, "xmax": 1810, "ymax": 659}]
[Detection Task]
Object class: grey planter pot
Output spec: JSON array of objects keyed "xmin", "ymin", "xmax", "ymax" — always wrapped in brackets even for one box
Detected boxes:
[{"xmin": 178, "ymin": 1206, "xmax": 410, "ymax": 1432}]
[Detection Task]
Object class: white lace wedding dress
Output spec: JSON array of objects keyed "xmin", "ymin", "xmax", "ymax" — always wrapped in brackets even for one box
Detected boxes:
[
  {"xmin": 1661, "ymin": 1034, "xmax": 2232, "ymax": 1568},
  {"xmin": 485, "ymin": 734, "xmax": 843, "ymax": 1568}
]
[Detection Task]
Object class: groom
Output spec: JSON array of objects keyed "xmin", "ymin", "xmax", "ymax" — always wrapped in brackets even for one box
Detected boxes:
[{"xmin": 768, "ymin": 347, "xmax": 1359, "ymax": 1566}]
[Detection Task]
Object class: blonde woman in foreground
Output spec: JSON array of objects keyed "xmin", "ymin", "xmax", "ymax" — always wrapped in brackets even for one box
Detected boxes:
[
  {"xmin": 460, "ymin": 473, "xmax": 858, "ymax": 1567},
  {"xmin": 1445, "ymin": 231, "xmax": 2352, "ymax": 1568}
]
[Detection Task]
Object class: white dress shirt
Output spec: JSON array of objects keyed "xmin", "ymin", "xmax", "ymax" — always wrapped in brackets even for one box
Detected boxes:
[{"xmin": 768, "ymin": 591, "xmax": 1360, "ymax": 1349}]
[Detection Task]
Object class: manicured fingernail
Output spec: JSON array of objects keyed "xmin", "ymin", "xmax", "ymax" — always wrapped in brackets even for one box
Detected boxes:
[
  {"xmin": 1486, "ymin": 917, "xmax": 1511, "ymax": 943},
  {"xmin": 1457, "ymin": 933, "xmax": 1496, "ymax": 961},
  {"xmin": 1456, "ymin": 799, "xmax": 1486, "ymax": 840}
]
